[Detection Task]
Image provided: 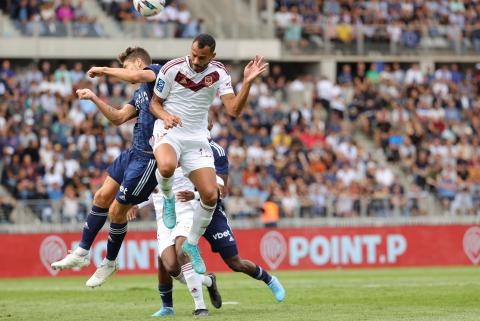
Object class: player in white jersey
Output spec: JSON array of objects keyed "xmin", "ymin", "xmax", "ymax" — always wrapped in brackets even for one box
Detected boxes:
[
  {"xmin": 150, "ymin": 34, "xmax": 268, "ymax": 274},
  {"xmin": 129, "ymin": 168, "xmax": 221, "ymax": 317}
]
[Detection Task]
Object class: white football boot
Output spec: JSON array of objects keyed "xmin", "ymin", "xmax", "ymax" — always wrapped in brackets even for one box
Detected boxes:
[
  {"xmin": 86, "ymin": 258, "xmax": 118, "ymax": 288},
  {"xmin": 51, "ymin": 251, "xmax": 90, "ymax": 270}
]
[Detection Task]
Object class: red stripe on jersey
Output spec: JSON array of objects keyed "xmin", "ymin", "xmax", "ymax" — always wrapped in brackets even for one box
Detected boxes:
[
  {"xmin": 161, "ymin": 57, "xmax": 183, "ymax": 70},
  {"xmin": 161, "ymin": 57, "xmax": 185, "ymax": 74},
  {"xmin": 174, "ymin": 71, "xmax": 220, "ymax": 92},
  {"xmin": 211, "ymin": 61, "xmax": 227, "ymax": 72}
]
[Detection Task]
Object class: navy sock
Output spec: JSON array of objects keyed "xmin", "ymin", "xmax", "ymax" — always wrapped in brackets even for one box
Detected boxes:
[
  {"xmin": 158, "ymin": 283, "xmax": 173, "ymax": 308},
  {"xmin": 78, "ymin": 205, "xmax": 108, "ymax": 251},
  {"xmin": 253, "ymin": 265, "xmax": 272, "ymax": 285},
  {"xmin": 106, "ymin": 222, "xmax": 127, "ymax": 261}
]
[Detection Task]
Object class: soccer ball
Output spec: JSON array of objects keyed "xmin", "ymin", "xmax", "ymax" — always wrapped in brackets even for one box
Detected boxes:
[{"xmin": 133, "ymin": 0, "xmax": 166, "ymax": 17}]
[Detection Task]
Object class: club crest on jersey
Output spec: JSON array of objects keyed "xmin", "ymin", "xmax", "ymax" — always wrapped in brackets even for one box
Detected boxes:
[
  {"xmin": 180, "ymin": 78, "xmax": 188, "ymax": 85},
  {"xmin": 156, "ymin": 79, "xmax": 165, "ymax": 92},
  {"xmin": 204, "ymin": 75, "xmax": 213, "ymax": 86}
]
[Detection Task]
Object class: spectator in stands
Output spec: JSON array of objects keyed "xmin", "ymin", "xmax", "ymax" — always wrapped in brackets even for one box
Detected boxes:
[
  {"xmin": 0, "ymin": 60, "xmax": 15, "ymax": 79},
  {"xmin": 56, "ymin": 0, "xmax": 75, "ymax": 23}
]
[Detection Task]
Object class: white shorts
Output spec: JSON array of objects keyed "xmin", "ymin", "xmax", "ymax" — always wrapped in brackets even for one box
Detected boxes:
[
  {"xmin": 156, "ymin": 201, "xmax": 195, "ymax": 256},
  {"xmin": 151, "ymin": 120, "xmax": 215, "ymax": 176}
]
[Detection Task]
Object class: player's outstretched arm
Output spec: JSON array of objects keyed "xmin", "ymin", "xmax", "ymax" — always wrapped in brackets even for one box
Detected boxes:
[
  {"xmin": 76, "ymin": 88, "xmax": 137, "ymax": 126},
  {"xmin": 87, "ymin": 66, "xmax": 156, "ymax": 83},
  {"xmin": 221, "ymin": 55, "xmax": 268, "ymax": 117},
  {"xmin": 150, "ymin": 94, "xmax": 182, "ymax": 129}
]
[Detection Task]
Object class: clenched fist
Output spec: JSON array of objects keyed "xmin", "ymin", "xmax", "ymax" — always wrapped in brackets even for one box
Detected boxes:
[{"xmin": 76, "ymin": 88, "xmax": 96, "ymax": 100}]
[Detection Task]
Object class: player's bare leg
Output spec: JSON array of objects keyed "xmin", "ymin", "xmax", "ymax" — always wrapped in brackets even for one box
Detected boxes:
[
  {"xmin": 86, "ymin": 200, "xmax": 132, "ymax": 288},
  {"xmin": 51, "ymin": 177, "xmax": 119, "ymax": 271},
  {"xmin": 182, "ymin": 168, "xmax": 218, "ymax": 274},
  {"xmin": 154, "ymin": 143, "xmax": 178, "ymax": 229},
  {"xmin": 224, "ymin": 255, "xmax": 285, "ymax": 302}
]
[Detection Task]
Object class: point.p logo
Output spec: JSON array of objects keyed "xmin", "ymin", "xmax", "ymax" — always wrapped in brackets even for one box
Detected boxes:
[
  {"xmin": 260, "ymin": 231, "xmax": 287, "ymax": 270},
  {"xmin": 39, "ymin": 235, "xmax": 67, "ymax": 276},
  {"xmin": 463, "ymin": 226, "xmax": 480, "ymax": 265}
]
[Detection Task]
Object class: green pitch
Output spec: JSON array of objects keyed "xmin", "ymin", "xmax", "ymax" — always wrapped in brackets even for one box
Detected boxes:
[{"xmin": 1, "ymin": 267, "xmax": 479, "ymax": 321}]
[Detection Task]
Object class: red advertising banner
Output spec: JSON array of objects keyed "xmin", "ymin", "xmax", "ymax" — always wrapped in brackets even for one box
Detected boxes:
[{"xmin": 1, "ymin": 225, "xmax": 479, "ymax": 278}]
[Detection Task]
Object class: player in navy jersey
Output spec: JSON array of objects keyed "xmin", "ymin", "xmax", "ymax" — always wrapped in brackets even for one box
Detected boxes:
[
  {"xmin": 191, "ymin": 138, "xmax": 286, "ymax": 303},
  {"xmin": 51, "ymin": 47, "xmax": 162, "ymax": 288}
]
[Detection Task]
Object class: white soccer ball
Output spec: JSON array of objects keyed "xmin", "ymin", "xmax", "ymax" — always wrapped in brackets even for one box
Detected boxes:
[{"xmin": 133, "ymin": 0, "xmax": 166, "ymax": 17}]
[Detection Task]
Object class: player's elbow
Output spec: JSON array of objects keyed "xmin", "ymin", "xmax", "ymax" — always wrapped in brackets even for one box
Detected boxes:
[
  {"xmin": 226, "ymin": 107, "xmax": 240, "ymax": 118},
  {"xmin": 110, "ymin": 118, "xmax": 123, "ymax": 126},
  {"xmin": 130, "ymin": 74, "xmax": 142, "ymax": 83},
  {"xmin": 130, "ymin": 71, "xmax": 147, "ymax": 84}
]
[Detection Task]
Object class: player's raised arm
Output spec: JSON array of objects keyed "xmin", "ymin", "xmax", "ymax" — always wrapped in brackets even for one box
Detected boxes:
[
  {"xmin": 150, "ymin": 65, "xmax": 182, "ymax": 129},
  {"xmin": 87, "ymin": 66, "xmax": 156, "ymax": 84},
  {"xmin": 221, "ymin": 55, "xmax": 268, "ymax": 117},
  {"xmin": 87, "ymin": 47, "xmax": 157, "ymax": 84},
  {"xmin": 76, "ymin": 88, "xmax": 137, "ymax": 126}
]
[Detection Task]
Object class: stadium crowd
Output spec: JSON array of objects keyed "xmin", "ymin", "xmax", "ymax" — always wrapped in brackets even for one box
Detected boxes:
[
  {"xmin": 98, "ymin": 0, "xmax": 205, "ymax": 38},
  {"xmin": 8, "ymin": 0, "xmax": 104, "ymax": 37},
  {"xmin": 340, "ymin": 61, "xmax": 480, "ymax": 216},
  {"xmin": 1, "ymin": 58, "xmax": 479, "ymax": 224},
  {"xmin": 266, "ymin": 0, "xmax": 480, "ymax": 53}
]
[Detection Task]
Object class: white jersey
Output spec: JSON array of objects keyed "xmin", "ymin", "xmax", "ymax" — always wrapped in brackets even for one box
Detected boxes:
[{"xmin": 153, "ymin": 56, "xmax": 234, "ymax": 138}]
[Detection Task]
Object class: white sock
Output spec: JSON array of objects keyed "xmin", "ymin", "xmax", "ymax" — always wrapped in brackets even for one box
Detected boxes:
[
  {"xmin": 181, "ymin": 263, "xmax": 206, "ymax": 310},
  {"xmin": 173, "ymin": 272, "xmax": 186, "ymax": 284},
  {"xmin": 74, "ymin": 247, "xmax": 89, "ymax": 256},
  {"xmin": 174, "ymin": 271, "xmax": 211, "ymax": 287},
  {"xmin": 201, "ymin": 275, "xmax": 212, "ymax": 287},
  {"xmin": 156, "ymin": 169, "xmax": 173, "ymax": 198},
  {"xmin": 187, "ymin": 200, "xmax": 215, "ymax": 245}
]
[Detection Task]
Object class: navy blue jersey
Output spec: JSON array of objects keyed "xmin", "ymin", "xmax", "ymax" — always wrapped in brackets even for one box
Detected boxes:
[
  {"xmin": 209, "ymin": 140, "xmax": 228, "ymax": 175},
  {"xmin": 128, "ymin": 64, "xmax": 161, "ymax": 152},
  {"xmin": 204, "ymin": 139, "xmax": 238, "ymax": 258}
]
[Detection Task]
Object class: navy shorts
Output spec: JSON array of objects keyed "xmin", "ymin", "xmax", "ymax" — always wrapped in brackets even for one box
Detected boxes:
[
  {"xmin": 107, "ymin": 149, "xmax": 157, "ymax": 205},
  {"xmin": 203, "ymin": 202, "xmax": 238, "ymax": 259}
]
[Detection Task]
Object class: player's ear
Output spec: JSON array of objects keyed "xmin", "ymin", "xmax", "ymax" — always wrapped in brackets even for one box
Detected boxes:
[{"xmin": 211, "ymin": 52, "xmax": 216, "ymax": 60}]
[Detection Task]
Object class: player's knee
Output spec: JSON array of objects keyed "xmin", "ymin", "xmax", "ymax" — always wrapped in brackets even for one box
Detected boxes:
[
  {"xmin": 163, "ymin": 260, "xmax": 180, "ymax": 275},
  {"xmin": 108, "ymin": 203, "xmax": 128, "ymax": 223},
  {"xmin": 175, "ymin": 246, "xmax": 183, "ymax": 259},
  {"xmin": 157, "ymin": 163, "xmax": 175, "ymax": 178},
  {"xmin": 93, "ymin": 188, "xmax": 114, "ymax": 208},
  {"xmin": 200, "ymin": 187, "xmax": 218, "ymax": 207},
  {"xmin": 226, "ymin": 258, "xmax": 243, "ymax": 272}
]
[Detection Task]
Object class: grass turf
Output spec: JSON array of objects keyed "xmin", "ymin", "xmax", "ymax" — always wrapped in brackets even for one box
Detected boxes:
[{"xmin": 0, "ymin": 267, "xmax": 479, "ymax": 321}]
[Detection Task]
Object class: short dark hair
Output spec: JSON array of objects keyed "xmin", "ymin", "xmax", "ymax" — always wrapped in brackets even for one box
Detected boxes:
[
  {"xmin": 117, "ymin": 47, "xmax": 152, "ymax": 65},
  {"xmin": 193, "ymin": 34, "xmax": 216, "ymax": 52}
]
